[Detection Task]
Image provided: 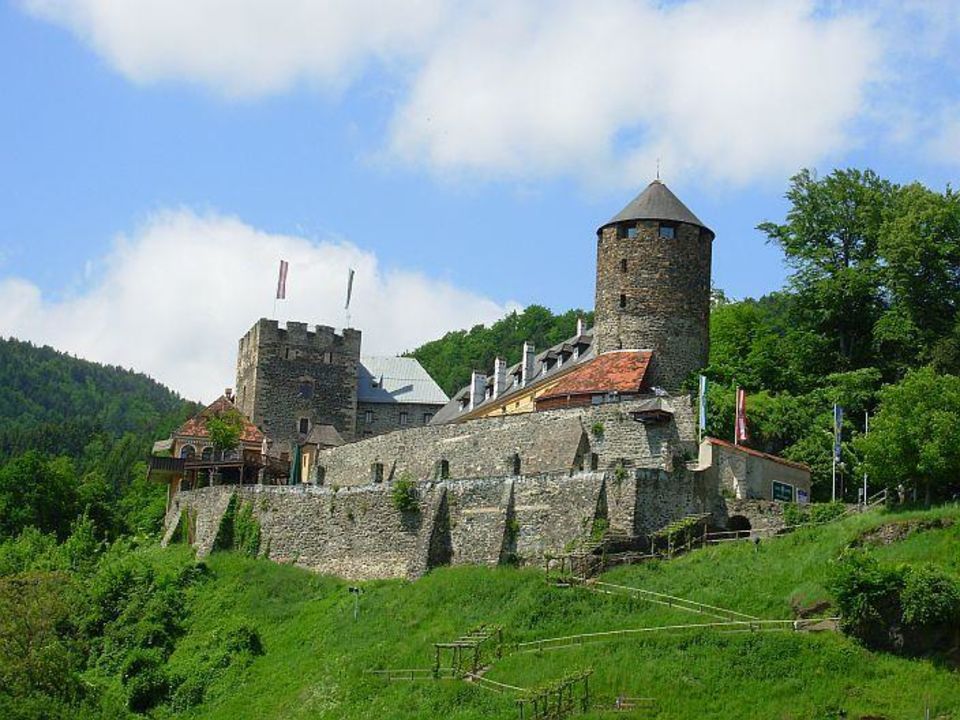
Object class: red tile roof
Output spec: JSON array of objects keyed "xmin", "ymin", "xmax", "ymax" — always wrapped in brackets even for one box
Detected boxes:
[
  {"xmin": 174, "ymin": 395, "xmax": 264, "ymax": 444},
  {"xmin": 537, "ymin": 350, "xmax": 653, "ymax": 401},
  {"xmin": 704, "ymin": 437, "xmax": 811, "ymax": 472}
]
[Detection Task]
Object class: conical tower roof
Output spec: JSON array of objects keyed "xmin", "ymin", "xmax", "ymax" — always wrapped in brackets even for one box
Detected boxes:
[{"xmin": 599, "ymin": 179, "xmax": 713, "ymax": 237}]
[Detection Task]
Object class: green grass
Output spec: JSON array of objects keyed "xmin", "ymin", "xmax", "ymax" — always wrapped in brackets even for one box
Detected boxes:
[{"xmin": 166, "ymin": 505, "xmax": 960, "ymax": 720}]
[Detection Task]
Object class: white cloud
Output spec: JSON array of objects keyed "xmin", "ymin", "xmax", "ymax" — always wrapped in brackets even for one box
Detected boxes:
[
  {"xmin": 21, "ymin": 0, "xmax": 938, "ymax": 186},
  {"xmin": 21, "ymin": 0, "xmax": 449, "ymax": 97},
  {"xmin": 389, "ymin": 0, "xmax": 882, "ymax": 185},
  {"xmin": 0, "ymin": 210, "xmax": 516, "ymax": 401}
]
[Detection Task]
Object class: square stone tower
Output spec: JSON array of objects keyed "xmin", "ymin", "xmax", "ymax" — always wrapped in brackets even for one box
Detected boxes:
[{"xmin": 235, "ymin": 319, "xmax": 362, "ymax": 447}]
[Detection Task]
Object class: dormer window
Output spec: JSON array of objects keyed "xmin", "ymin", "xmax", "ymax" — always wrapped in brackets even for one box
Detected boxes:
[{"xmin": 659, "ymin": 224, "xmax": 676, "ymax": 239}]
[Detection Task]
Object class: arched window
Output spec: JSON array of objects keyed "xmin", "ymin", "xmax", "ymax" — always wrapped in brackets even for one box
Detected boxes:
[
  {"xmin": 222, "ymin": 448, "xmax": 238, "ymax": 461},
  {"xmin": 179, "ymin": 444, "xmax": 196, "ymax": 459},
  {"xmin": 201, "ymin": 446, "xmax": 213, "ymax": 461}
]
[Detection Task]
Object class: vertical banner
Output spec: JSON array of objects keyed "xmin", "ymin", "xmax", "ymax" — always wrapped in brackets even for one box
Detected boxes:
[
  {"xmin": 833, "ymin": 404, "xmax": 844, "ymax": 462},
  {"xmin": 276, "ymin": 259, "xmax": 289, "ymax": 300},
  {"xmin": 698, "ymin": 375, "xmax": 708, "ymax": 441},
  {"xmin": 345, "ymin": 267, "xmax": 355, "ymax": 309},
  {"xmin": 735, "ymin": 387, "xmax": 749, "ymax": 444}
]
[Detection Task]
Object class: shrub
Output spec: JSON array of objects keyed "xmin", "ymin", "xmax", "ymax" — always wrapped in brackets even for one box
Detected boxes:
[
  {"xmin": 391, "ymin": 477, "xmax": 419, "ymax": 513},
  {"xmin": 900, "ymin": 564, "xmax": 960, "ymax": 627},
  {"xmin": 809, "ymin": 502, "xmax": 846, "ymax": 524},
  {"xmin": 590, "ymin": 422, "xmax": 605, "ymax": 440}
]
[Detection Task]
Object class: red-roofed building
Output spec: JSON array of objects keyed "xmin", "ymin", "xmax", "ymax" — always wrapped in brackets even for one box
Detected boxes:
[
  {"xmin": 149, "ymin": 390, "xmax": 291, "ymax": 507},
  {"xmin": 535, "ymin": 350, "xmax": 654, "ymax": 412},
  {"xmin": 697, "ymin": 436, "xmax": 812, "ymax": 503}
]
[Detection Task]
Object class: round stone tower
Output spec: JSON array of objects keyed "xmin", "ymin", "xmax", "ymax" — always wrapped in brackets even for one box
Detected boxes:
[{"xmin": 593, "ymin": 179, "xmax": 714, "ymax": 391}]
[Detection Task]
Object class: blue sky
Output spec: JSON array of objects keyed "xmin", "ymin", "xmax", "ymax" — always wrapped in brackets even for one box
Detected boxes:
[{"xmin": 1, "ymin": 0, "xmax": 959, "ymax": 400}]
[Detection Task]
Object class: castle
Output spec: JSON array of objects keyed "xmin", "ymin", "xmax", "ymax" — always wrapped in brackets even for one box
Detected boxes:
[{"xmin": 151, "ymin": 180, "xmax": 811, "ymax": 579}]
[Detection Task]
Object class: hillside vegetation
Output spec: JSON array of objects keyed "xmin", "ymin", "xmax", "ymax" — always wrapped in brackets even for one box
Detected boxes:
[
  {"xmin": 3, "ymin": 504, "xmax": 958, "ymax": 719},
  {"xmin": 0, "ymin": 338, "xmax": 197, "ymax": 540},
  {"xmin": 407, "ymin": 305, "xmax": 593, "ymax": 397}
]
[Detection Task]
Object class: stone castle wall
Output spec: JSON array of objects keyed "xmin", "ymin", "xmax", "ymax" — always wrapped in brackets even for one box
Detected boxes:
[
  {"xmin": 356, "ymin": 400, "xmax": 443, "ymax": 439},
  {"xmin": 235, "ymin": 319, "xmax": 362, "ymax": 446},
  {"xmin": 593, "ymin": 220, "xmax": 712, "ymax": 390},
  {"xmin": 314, "ymin": 397, "xmax": 698, "ymax": 488},
  {"xmin": 166, "ymin": 464, "xmax": 719, "ymax": 580}
]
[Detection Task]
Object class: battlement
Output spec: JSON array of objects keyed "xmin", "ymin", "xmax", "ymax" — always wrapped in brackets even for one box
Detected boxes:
[{"xmin": 240, "ymin": 318, "xmax": 362, "ymax": 353}]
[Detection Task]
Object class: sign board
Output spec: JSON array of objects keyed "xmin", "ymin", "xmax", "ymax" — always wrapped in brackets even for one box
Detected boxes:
[
  {"xmin": 796, "ymin": 489, "xmax": 809, "ymax": 504},
  {"xmin": 772, "ymin": 480, "xmax": 794, "ymax": 502}
]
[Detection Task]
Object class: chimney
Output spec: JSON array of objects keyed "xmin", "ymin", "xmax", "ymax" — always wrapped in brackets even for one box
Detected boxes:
[
  {"xmin": 469, "ymin": 371, "xmax": 486, "ymax": 410},
  {"xmin": 576, "ymin": 317, "xmax": 585, "ymax": 337},
  {"xmin": 493, "ymin": 357, "xmax": 507, "ymax": 399},
  {"xmin": 521, "ymin": 342, "xmax": 536, "ymax": 387},
  {"xmin": 224, "ymin": 388, "xmax": 234, "ymax": 402}
]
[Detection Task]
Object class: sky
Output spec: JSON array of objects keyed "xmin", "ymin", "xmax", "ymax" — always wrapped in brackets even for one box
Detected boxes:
[{"xmin": 1, "ymin": 0, "xmax": 959, "ymax": 402}]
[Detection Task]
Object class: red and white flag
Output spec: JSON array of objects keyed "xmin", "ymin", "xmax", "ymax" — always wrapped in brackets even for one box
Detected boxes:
[
  {"xmin": 735, "ymin": 387, "xmax": 749, "ymax": 444},
  {"xmin": 276, "ymin": 259, "xmax": 289, "ymax": 300}
]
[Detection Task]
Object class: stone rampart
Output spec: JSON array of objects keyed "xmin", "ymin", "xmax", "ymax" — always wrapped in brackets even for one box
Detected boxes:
[
  {"xmin": 314, "ymin": 397, "xmax": 698, "ymax": 488},
  {"xmin": 166, "ymin": 461, "xmax": 728, "ymax": 580}
]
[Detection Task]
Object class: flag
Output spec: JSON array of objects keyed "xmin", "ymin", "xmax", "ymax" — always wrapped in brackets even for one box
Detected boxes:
[
  {"xmin": 345, "ymin": 268, "xmax": 355, "ymax": 309},
  {"xmin": 698, "ymin": 375, "xmax": 708, "ymax": 432},
  {"xmin": 735, "ymin": 387, "xmax": 749, "ymax": 443},
  {"xmin": 276, "ymin": 259, "xmax": 289, "ymax": 300},
  {"xmin": 833, "ymin": 404, "xmax": 844, "ymax": 462}
]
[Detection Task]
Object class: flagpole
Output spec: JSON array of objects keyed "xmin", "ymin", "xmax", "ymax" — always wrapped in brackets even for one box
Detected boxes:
[{"xmin": 862, "ymin": 410, "xmax": 869, "ymax": 507}]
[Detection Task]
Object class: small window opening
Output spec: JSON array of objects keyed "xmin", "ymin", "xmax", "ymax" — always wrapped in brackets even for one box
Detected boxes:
[
  {"xmin": 620, "ymin": 258, "xmax": 627, "ymax": 272},
  {"xmin": 299, "ymin": 418, "xmax": 309, "ymax": 434},
  {"xmin": 627, "ymin": 227, "xmax": 639, "ymax": 239},
  {"xmin": 364, "ymin": 410, "xmax": 374, "ymax": 425},
  {"xmin": 436, "ymin": 459, "xmax": 450, "ymax": 480},
  {"xmin": 590, "ymin": 453, "xmax": 599, "ymax": 471},
  {"xmin": 511, "ymin": 453, "xmax": 521, "ymax": 476},
  {"xmin": 298, "ymin": 380, "xmax": 313, "ymax": 399},
  {"xmin": 619, "ymin": 294, "xmax": 627, "ymax": 309},
  {"xmin": 371, "ymin": 462, "xmax": 384, "ymax": 483},
  {"xmin": 659, "ymin": 224, "xmax": 675, "ymax": 239},
  {"xmin": 399, "ymin": 411, "xmax": 408, "ymax": 426},
  {"xmin": 422, "ymin": 413, "xmax": 433, "ymax": 425}
]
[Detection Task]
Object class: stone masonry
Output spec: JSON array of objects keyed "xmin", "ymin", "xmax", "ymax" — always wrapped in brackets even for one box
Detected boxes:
[
  {"xmin": 593, "ymin": 220, "xmax": 712, "ymax": 390},
  {"xmin": 235, "ymin": 319, "xmax": 362, "ymax": 446},
  {"xmin": 165, "ymin": 463, "xmax": 718, "ymax": 580},
  {"xmin": 313, "ymin": 397, "xmax": 699, "ymax": 488}
]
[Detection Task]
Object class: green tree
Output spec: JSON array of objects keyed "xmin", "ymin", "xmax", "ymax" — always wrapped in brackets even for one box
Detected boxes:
[
  {"xmin": 758, "ymin": 168, "xmax": 895, "ymax": 372},
  {"xmin": 855, "ymin": 367, "xmax": 960, "ymax": 505},
  {"xmin": 206, "ymin": 410, "xmax": 243, "ymax": 456},
  {"xmin": 0, "ymin": 453, "xmax": 79, "ymax": 541}
]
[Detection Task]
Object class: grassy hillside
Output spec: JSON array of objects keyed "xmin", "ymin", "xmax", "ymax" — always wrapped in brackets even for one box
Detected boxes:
[{"xmin": 161, "ymin": 504, "xmax": 960, "ymax": 720}]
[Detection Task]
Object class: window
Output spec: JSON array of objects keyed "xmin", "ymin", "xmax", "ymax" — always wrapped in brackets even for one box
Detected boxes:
[
  {"xmin": 201, "ymin": 446, "xmax": 213, "ymax": 461},
  {"xmin": 659, "ymin": 224, "xmax": 675, "ymax": 239},
  {"xmin": 299, "ymin": 418, "xmax": 309, "ymax": 434},
  {"xmin": 399, "ymin": 411, "xmax": 408, "ymax": 426},
  {"xmin": 590, "ymin": 453, "xmax": 599, "ymax": 471},
  {"xmin": 619, "ymin": 294, "xmax": 627, "ymax": 309},
  {"xmin": 435, "ymin": 459, "xmax": 449, "ymax": 480},
  {"xmin": 422, "ymin": 413, "xmax": 433, "ymax": 425},
  {"xmin": 620, "ymin": 258, "xmax": 627, "ymax": 272},
  {"xmin": 179, "ymin": 444, "xmax": 196, "ymax": 459},
  {"xmin": 364, "ymin": 410, "xmax": 374, "ymax": 425},
  {"xmin": 298, "ymin": 380, "xmax": 313, "ymax": 399},
  {"xmin": 323, "ymin": 351, "xmax": 333, "ymax": 364},
  {"xmin": 371, "ymin": 462, "xmax": 384, "ymax": 483},
  {"xmin": 511, "ymin": 453, "xmax": 521, "ymax": 476},
  {"xmin": 627, "ymin": 227, "xmax": 639, "ymax": 239}
]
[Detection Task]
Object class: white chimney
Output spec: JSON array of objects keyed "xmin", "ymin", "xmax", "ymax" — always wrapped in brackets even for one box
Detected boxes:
[
  {"xmin": 469, "ymin": 371, "xmax": 486, "ymax": 410},
  {"xmin": 493, "ymin": 357, "xmax": 506, "ymax": 399},
  {"xmin": 521, "ymin": 342, "xmax": 536, "ymax": 387},
  {"xmin": 576, "ymin": 317, "xmax": 585, "ymax": 337}
]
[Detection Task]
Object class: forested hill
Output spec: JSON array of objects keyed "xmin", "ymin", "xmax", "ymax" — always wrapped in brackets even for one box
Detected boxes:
[
  {"xmin": 0, "ymin": 337, "xmax": 197, "ymax": 459},
  {"xmin": 407, "ymin": 305, "xmax": 594, "ymax": 397}
]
